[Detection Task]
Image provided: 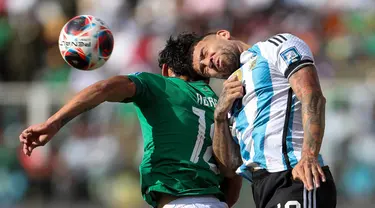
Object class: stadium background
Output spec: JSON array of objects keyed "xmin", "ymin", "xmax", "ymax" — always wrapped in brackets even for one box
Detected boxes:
[{"xmin": 0, "ymin": 0, "xmax": 375, "ymax": 207}]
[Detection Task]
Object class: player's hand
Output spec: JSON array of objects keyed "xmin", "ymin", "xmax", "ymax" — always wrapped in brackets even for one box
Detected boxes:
[
  {"xmin": 214, "ymin": 75, "xmax": 244, "ymax": 121},
  {"xmin": 292, "ymin": 154, "xmax": 326, "ymax": 191},
  {"xmin": 19, "ymin": 122, "xmax": 59, "ymax": 156}
]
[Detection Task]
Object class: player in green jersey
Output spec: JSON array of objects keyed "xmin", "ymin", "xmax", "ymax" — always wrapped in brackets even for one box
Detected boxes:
[{"xmin": 19, "ymin": 34, "xmax": 242, "ymax": 208}]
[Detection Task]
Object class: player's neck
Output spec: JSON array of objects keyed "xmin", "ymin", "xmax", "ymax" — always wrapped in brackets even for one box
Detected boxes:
[
  {"xmin": 235, "ymin": 40, "xmax": 251, "ymax": 54},
  {"xmin": 176, "ymin": 75, "xmax": 189, "ymax": 81}
]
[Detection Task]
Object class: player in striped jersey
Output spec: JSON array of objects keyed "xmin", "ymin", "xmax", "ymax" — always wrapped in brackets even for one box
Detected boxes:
[{"xmin": 171, "ymin": 31, "xmax": 337, "ymax": 207}]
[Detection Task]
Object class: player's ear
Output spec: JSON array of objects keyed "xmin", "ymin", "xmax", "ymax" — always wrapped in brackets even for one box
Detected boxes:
[
  {"xmin": 161, "ymin": 64, "xmax": 169, "ymax": 77},
  {"xmin": 216, "ymin": 30, "xmax": 231, "ymax": 40}
]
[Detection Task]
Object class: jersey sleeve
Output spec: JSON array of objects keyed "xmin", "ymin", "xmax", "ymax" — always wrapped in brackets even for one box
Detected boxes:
[
  {"xmin": 124, "ymin": 72, "xmax": 165, "ymax": 105},
  {"xmin": 272, "ymin": 34, "xmax": 315, "ymax": 79}
]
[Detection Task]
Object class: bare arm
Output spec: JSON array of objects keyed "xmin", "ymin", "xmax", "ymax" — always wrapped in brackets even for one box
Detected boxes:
[
  {"xmin": 213, "ymin": 76, "xmax": 243, "ymax": 178},
  {"xmin": 289, "ymin": 65, "xmax": 326, "ymax": 190},
  {"xmin": 213, "ymin": 117, "xmax": 242, "ymax": 177},
  {"xmin": 19, "ymin": 76, "xmax": 136, "ymax": 156},
  {"xmin": 48, "ymin": 75, "xmax": 136, "ymax": 128},
  {"xmin": 220, "ymin": 175, "xmax": 243, "ymax": 207}
]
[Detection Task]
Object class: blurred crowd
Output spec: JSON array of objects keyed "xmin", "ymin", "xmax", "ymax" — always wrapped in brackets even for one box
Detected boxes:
[{"xmin": 1, "ymin": 0, "xmax": 375, "ymax": 207}]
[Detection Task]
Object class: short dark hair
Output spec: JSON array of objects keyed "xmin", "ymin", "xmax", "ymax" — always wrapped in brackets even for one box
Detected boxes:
[{"xmin": 158, "ymin": 33, "xmax": 207, "ymax": 81}]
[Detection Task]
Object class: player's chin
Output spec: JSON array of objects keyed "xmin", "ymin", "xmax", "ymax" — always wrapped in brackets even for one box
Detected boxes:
[
  {"xmin": 216, "ymin": 68, "xmax": 234, "ymax": 79},
  {"xmin": 213, "ymin": 71, "xmax": 231, "ymax": 79},
  {"xmin": 220, "ymin": 62, "xmax": 238, "ymax": 77}
]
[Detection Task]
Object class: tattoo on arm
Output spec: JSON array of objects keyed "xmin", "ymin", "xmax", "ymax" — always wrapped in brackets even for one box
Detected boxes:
[
  {"xmin": 290, "ymin": 65, "xmax": 326, "ymax": 156},
  {"xmin": 303, "ymin": 93, "xmax": 325, "ymax": 155},
  {"xmin": 213, "ymin": 118, "xmax": 242, "ymax": 177}
]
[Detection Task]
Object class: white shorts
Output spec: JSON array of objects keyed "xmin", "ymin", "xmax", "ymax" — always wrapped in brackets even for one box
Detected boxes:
[{"xmin": 163, "ymin": 196, "xmax": 229, "ymax": 208}]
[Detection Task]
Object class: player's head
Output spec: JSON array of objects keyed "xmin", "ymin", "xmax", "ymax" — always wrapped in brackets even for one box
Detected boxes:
[
  {"xmin": 190, "ymin": 30, "xmax": 242, "ymax": 79},
  {"xmin": 158, "ymin": 33, "xmax": 209, "ymax": 82}
]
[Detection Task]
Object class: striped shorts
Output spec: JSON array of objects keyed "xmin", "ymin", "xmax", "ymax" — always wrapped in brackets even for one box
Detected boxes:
[{"xmin": 251, "ymin": 166, "xmax": 336, "ymax": 208}]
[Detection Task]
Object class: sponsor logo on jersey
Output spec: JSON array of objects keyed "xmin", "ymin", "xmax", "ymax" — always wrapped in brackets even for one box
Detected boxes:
[
  {"xmin": 230, "ymin": 68, "xmax": 243, "ymax": 81},
  {"xmin": 280, "ymin": 47, "xmax": 301, "ymax": 65},
  {"xmin": 201, "ymin": 86, "xmax": 209, "ymax": 92}
]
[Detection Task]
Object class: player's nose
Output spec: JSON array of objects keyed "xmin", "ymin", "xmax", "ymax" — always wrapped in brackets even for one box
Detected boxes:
[
  {"xmin": 200, "ymin": 57, "xmax": 209, "ymax": 67},
  {"xmin": 200, "ymin": 57, "xmax": 215, "ymax": 69}
]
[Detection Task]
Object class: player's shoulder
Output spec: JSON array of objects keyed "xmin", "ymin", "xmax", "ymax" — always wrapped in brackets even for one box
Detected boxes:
[
  {"xmin": 254, "ymin": 33, "xmax": 310, "ymax": 61},
  {"xmin": 128, "ymin": 71, "xmax": 169, "ymax": 83},
  {"xmin": 255, "ymin": 33, "xmax": 304, "ymax": 51},
  {"xmin": 128, "ymin": 71, "xmax": 163, "ymax": 78},
  {"xmin": 261, "ymin": 33, "xmax": 300, "ymax": 46}
]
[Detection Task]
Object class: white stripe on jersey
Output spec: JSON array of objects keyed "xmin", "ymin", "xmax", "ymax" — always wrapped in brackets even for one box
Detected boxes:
[{"xmin": 259, "ymin": 43, "xmax": 291, "ymax": 170}]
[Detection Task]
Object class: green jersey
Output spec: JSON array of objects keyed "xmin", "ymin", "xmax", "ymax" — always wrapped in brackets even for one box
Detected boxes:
[{"xmin": 126, "ymin": 72, "xmax": 224, "ymax": 207}]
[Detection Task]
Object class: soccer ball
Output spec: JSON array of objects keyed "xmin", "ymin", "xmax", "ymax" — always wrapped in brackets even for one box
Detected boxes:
[{"xmin": 58, "ymin": 15, "xmax": 114, "ymax": 70}]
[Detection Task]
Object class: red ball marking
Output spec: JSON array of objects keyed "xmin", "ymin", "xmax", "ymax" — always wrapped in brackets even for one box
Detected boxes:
[
  {"xmin": 98, "ymin": 30, "xmax": 114, "ymax": 58},
  {"xmin": 81, "ymin": 32, "xmax": 90, "ymax": 37},
  {"xmin": 84, "ymin": 17, "xmax": 90, "ymax": 25}
]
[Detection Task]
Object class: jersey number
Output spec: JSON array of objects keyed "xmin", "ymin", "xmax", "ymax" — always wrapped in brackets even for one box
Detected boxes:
[
  {"xmin": 277, "ymin": 201, "xmax": 301, "ymax": 208},
  {"xmin": 190, "ymin": 107, "xmax": 219, "ymax": 174}
]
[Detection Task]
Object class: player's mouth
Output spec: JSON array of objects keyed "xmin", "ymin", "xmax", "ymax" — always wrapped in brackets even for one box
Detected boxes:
[{"xmin": 215, "ymin": 58, "xmax": 222, "ymax": 71}]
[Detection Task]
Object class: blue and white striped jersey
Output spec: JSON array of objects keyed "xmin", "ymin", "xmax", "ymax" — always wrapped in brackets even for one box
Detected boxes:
[{"xmin": 229, "ymin": 34, "xmax": 325, "ymax": 180}]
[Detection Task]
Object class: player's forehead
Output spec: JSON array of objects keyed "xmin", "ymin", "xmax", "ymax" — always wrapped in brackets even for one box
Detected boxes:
[{"xmin": 193, "ymin": 35, "xmax": 214, "ymax": 53}]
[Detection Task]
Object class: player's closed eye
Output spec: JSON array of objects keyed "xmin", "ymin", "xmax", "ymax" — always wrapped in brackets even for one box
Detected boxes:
[{"xmin": 199, "ymin": 48, "xmax": 208, "ymax": 74}]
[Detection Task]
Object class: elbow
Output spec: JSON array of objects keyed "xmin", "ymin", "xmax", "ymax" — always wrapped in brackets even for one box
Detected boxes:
[
  {"xmin": 317, "ymin": 93, "xmax": 326, "ymax": 110},
  {"xmin": 301, "ymin": 91, "xmax": 326, "ymax": 108},
  {"xmin": 218, "ymin": 160, "xmax": 241, "ymax": 178},
  {"xmin": 322, "ymin": 95, "xmax": 327, "ymax": 105},
  {"xmin": 214, "ymin": 158, "xmax": 237, "ymax": 178},
  {"xmin": 213, "ymin": 153, "xmax": 238, "ymax": 178},
  {"xmin": 228, "ymin": 156, "xmax": 241, "ymax": 177},
  {"xmin": 222, "ymin": 168, "xmax": 237, "ymax": 178},
  {"xmin": 317, "ymin": 92, "xmax": 326, "ymax": 105},
  {"xmin": 213, "ymin": 147, "xmax": 242, "ymax": 178}
]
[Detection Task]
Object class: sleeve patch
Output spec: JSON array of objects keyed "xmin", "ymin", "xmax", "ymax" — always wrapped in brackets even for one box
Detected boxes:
[{"xmin": 280, "ymin": 47, "xmax": 302, "ymax": 66}]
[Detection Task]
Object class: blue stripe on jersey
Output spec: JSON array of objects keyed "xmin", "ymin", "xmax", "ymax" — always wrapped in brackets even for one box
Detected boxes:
[
  {"xmin": 239, "ymin": 138, "xmax": 250, "ymax": 161},
  {"xmin": 286, "ymin": 95, "xmax": 298, "ymax": 168},
  {"xmin": 238, "ymin": 164, "xmax": 252, "ymax": 182},
  {"xmin": 235, "ymin": 110, "xmax": 250, "ymax": 161},
  {"xmin": 249, "ymin": 45, "xmax": 274, "ymax": 169}
]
